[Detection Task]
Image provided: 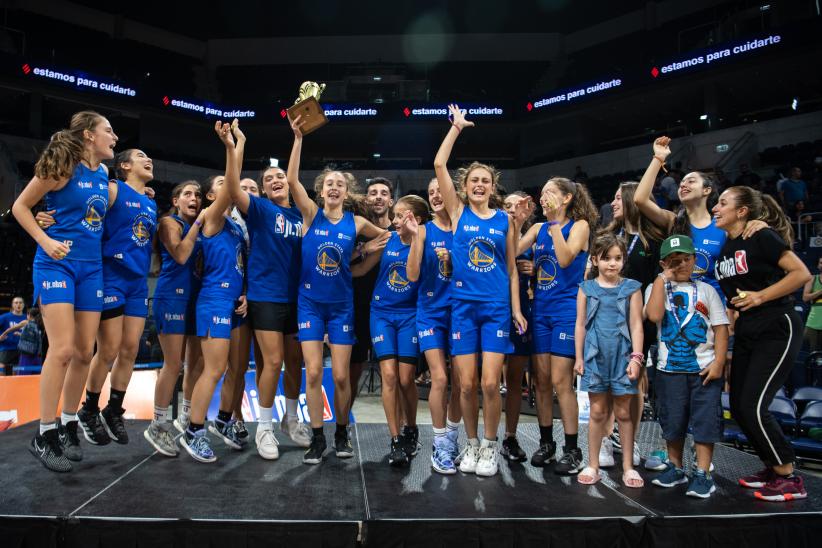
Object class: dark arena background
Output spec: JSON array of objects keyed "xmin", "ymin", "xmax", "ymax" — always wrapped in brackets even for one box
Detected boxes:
[{"xmin": 1, "ymin": 1, "xmax": 822, "ymax": 547}]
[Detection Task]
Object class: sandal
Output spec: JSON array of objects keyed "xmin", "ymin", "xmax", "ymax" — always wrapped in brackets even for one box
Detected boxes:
[
  {"xmin": 577, "ymin": 466, "xmax": 601, "ymax": 485},
  {"xmin": 622, "ymin": 469, "xmax": 644, "ymax": 488}
]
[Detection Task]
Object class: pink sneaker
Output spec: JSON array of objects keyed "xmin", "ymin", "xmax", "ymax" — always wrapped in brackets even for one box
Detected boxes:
[
  {"xmin": 754, "ymin": 475, "xmax": 808, "ymax": 502},
  {"xmin": 738, "ymin": 467, "xmax": 775, "ymax": 488}
]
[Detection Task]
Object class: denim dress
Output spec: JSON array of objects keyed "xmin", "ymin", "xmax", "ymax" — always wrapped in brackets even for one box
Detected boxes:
[{"xmin": 580, "ymin": 278, "xmax": 641, "ymax": 395}]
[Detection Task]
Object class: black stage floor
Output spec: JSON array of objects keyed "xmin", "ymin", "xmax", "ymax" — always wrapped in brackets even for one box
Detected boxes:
[{"xmin": 1, "ymin": 421, "xmax": 821, "ymax": 547}]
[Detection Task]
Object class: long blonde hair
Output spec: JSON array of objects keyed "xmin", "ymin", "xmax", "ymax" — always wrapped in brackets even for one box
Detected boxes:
[{"xmin": 34, "ymin": 111, "xmax": 103, "ymax": 180}]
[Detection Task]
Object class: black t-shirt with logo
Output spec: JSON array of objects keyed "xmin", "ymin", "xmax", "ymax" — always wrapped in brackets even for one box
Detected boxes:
[
  {"xmin": 714, "ymin": 228, "xmax": 792, "ymax": 313},
  {"xmin": 622, "ymin": 232, "xmax": 661, "ymax": 292}
]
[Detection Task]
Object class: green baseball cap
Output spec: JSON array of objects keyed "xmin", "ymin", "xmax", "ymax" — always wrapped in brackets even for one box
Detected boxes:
[{"xmin": 660, "ymin": 235, "xmax": 695, "ymax": 259}]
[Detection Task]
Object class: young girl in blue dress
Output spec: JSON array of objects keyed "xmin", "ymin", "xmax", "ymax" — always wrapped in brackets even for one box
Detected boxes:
[{"xmin": 574, "ymin": 233, "xmax": 644, "ymax": 488}]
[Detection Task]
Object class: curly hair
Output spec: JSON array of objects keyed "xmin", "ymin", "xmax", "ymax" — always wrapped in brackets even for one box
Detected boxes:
[
  {"xmin": 455, "ymin": 161, "xmax": 504, "ymax": 209},
  {"xmin": 34, "ymin": 111, "xmax": 104, "ymax": 180},
  {"xmin": 312, "ymin": 167, "xmax": 365, "ymax": 213}
]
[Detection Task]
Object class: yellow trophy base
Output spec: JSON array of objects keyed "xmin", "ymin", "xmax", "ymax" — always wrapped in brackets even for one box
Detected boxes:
[{"xmin": 286, "ymin": 97, "xmax": 328, "ymax": 135}]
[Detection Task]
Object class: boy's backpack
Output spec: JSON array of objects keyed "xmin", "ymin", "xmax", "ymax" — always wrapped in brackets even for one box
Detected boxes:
[{"xmin": 17, "ymin": 322, "xmax": 41, "ymax": 356}]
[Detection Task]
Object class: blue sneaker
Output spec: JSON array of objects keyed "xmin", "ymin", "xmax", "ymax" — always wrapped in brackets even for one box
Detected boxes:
[
  {"xmin": 180, "ymin": 429, "xmax": 216, "ymax": 463},
  {"xmin": 447, "ymin": 431, "xmax": 460, "ymax": 463},
  {"xmin": 686, "ymin": 470, "xmax": 716, "ymax": 499},
  {"xmin": 644, "ymin": 450, "xmax": 668, "ymax": 471},
  {"xmin": 208, "ymin": 419, "xmax": 245, "ymax": 450},
  {"xmin": 651, "ymin": 462, "xmax": 688, "ymax": 488},
  {"xmin": 431, "ymin": 437, "xmax": 457, "ymax": 475}
]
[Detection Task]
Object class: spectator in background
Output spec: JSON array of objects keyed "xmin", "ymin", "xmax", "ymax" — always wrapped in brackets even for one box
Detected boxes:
[
  {"xmin": 574, "ymin": 165, "xmax": 588, "ymax": 183},
  {"xmin": 734, "ymin": 163, "xmax": 761, "ymax": 189},
  {"xmin": 0, "ymin": 296, "xmax": 27, "ymax": 375},
  {"xmin": 779, "ymin": 167, "xmax": 809, "ymax": 216},
  {"xmin": 804, "ymin": 256, "xmax": 822, "ymax": 352},
  {"xmin": 659, "ymin": 170, "xmax": 680, "ymax": 210},
  {"xmin": 17, "ymin": 307, "xmax": 43, "ymax": 369},
  {"xmin": 598, "ymin": 202, "xmax": 613, "ymax": 227},
  {"xmin": 714, "ymin": 168, "xmax": 732, "ymax": 195}
]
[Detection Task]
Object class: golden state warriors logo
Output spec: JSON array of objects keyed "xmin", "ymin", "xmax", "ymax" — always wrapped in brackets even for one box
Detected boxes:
[
  {"xmin": 467, "ymin": 238, "xmax": 496, "ymax": 273},
  {"xmin": 438, "ymin": 251, "xmax": 452, "ymax": 280},
  {"xmin": 82, "ymin": 195, "xmax": 106, "ymax": 232},
  {"xmin": 694, "ymin": 250, "xmax": 710, "ymax": 278},
  {"xmin": 536, "ymin": 256, "xmax": 558, "ymax": 291},
  {"xmin": 387, "ymin": 262, "xmax": 411, "ymax": 293},
  {"xmin": 316, "ymin": 243, "xmax": 343, "ymax": 277},
  {"xmin": 235, "ymin": 245, "xmax": 244, "ymax": 276},
  {"xmin": 131, "ymin": 212, "xmax": 154, "ymax": 247}
]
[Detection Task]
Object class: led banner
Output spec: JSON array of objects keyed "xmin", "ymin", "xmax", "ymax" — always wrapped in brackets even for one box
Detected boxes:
[
  {"xmin": 278, "ymin": 103, "xmax": 380, "ymax": 120},
  {"xmin": 527, "ymin": 77, "xmax": 623, "ymax": 112},
  {"xmin": 162, "ymin": 95, "xmax": 256, "ymax": 118},
  {"xmin": 21, "ymin": 62, "xmax": 137, "ymax": 98},
  {"xmin": 650, "ymin": 34, "xmax": 783, "ymax": 79},
  {"xmin": 401, "ymin": 103, "xmax": 505, "ymax": 119}
]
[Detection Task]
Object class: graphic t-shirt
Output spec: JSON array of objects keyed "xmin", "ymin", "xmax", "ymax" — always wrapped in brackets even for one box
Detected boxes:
[{"xmin": 644, "ymin": 280, "xmax": 728, "ymax": 372}]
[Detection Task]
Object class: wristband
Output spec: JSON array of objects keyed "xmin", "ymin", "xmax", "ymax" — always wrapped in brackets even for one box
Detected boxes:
[
  {"xmin": 652, "ymin": 155, "xmax": 669, "ymax": 174},
  {"xmin": 629, "ymin": 352, "xmax": 644, "ymax": 363},
  {"xmin": 451, "ymin": 122, "xmax": 461, "ymax": 133},
  {"xmin": 194, "ymin": 220, "xmax": 202, "ymax": 226}
]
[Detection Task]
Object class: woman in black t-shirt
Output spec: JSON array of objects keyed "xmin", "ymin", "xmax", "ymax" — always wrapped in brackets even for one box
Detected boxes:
[{"xmin": 713, "ymin": 186, "xmax": 811, "ymax": 502}]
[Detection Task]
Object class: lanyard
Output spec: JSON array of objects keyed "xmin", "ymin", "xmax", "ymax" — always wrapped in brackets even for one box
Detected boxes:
[
  {"xmin": 619, "ymin": 230, "xmax": 640, "ymax": 257},
  {"xmin": 665, "ymin": 280, "xmax": 698, "ymax": 328}
]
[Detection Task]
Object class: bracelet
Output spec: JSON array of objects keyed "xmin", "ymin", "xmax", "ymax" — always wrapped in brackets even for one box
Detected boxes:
[
  {"xmin": 451, "ymin": 122, "xmax": 461, "ymax": 133},
  {"xmin": 630, "ymin": 352, "xmax": 644, "ymax": 363},
  {"xmin": 194, "ymin": 220, "xmax": 202, "ymax": 226},
  {"xmin": 652, "ymin": 155, "xmax": 669, "ymax": 174}
]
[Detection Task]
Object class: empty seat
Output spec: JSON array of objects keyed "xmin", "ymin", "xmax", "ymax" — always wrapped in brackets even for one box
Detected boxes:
[{"xmin": 769, "ymin": 397, "xmax": 797, "ymax": 435}]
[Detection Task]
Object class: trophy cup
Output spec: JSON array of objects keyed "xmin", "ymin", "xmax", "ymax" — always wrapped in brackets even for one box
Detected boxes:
[{"xmin": 286, "ymin": 81, "xmax": 328, "ymax": 135}]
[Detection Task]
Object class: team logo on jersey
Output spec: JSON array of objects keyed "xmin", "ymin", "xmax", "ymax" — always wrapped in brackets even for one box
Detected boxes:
[
  {"xmin": 694, "ymin": 250, "xmax": 710, "ymax": 277},
  {"xmin": 734, "ymin": 250, "xmax": 749, "ymax": 274},
  {"xmin": 235, "ymin": 245, "xmax": 244, "ymax": 276},
  {"xmin": 275, "ymin": 213, "xmax": 285, "ymax": 234},
  {"xmin": 467, "ymin": 238, "xmax": 496, "ymax": 273},
  {"xmin": 387, "ymin": 262, "xmax": 411, "ymax": 292},
  {"xmin": 131, "ymin": 212, "xmax": 154, "ymax": 247},
  {"xmin": 535, "ymin": 256, "xmax": 558, "ymax": 290},
  {"xmin": 436, "ymin": 247, "xmax": 452, "ymax": 280},
  {"xmin": 316, "ymin": 243, "xmax": 343, "ymax": 276},
  {"xmin": 82, "ymin": 195, "xmax": 106, "ymax": 231}
]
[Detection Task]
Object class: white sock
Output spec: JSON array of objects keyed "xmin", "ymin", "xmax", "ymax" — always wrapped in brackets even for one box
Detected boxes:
[
  {"xmin": 433, "ymin": 426, "xmax": 446, "ymax": 438},
  {"xmin": 154, "ymin": 405, "xmax": 168, "ymax": 423},
  {"xmin": 181, "ymin": 398, "xmax": 191, "ymax": 416},
  {"xmin": 285, "ymin": 398, "xmax": 298, "ymax": 421},
  {"xmin": 446, "ymin": 419, "xmax": 460, "ymax": 432},
  {"xmin": 61, "ymin": 412, "xmax": 77, "ymax": 425},
  {"xmin": 259, "ymin": 406, "xmax": 273, "ymax": 430},
  {"xmin": 40, "ymin": 422, "xmax": 57, "ymax": 435},
  {"xmin": 467, "ymin": 437, "xmax": 479, "ymax": 447}
]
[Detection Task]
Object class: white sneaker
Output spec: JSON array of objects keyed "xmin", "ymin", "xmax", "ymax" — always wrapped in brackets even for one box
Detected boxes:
[
  {"xmin": 633, "ymin": 444, "xmax": 641, "ymax": 467},
  {"xmin": 281, "ymin": 418, "xmax": 312, "ymax": 448},
  {"xmin": 599, "ymin": 437, "xmax": 615, "ymax": 468},
  {"xmin": 255, "ymin": 426, "xmax": 280, "ymax": 460},
  {"xmin": 458, "ymin": 439, "xmax": 480, "ymax": 474},
  {"xmin": 475, "ymin": 439, "xmax": 499, "ymax": 477},
  {"xmin": 173, "ymin": 414, "xmax": 190, "ymax": 434}
]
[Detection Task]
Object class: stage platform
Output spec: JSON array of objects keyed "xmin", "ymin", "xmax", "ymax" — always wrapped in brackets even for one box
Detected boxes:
[{"xmin": 1, "ymin": 421, "xmax": 821, "ymax": 547}]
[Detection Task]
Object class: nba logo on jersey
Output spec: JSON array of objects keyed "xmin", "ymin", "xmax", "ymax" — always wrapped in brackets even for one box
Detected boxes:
[
  {"xmin": 734, "ymin": 250, "xmax": 749, "ymax": 274},
  {"xmin": 275, "ymin": 213, "xmax": 285, "ymax": 234}
]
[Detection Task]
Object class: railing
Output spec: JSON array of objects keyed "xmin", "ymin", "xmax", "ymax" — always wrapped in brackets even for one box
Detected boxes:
[{"xmin": 794, "ymin": 211, "xmax": 822, "ymax": 247}]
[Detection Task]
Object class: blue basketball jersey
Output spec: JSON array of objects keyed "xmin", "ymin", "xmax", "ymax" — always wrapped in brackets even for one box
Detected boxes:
[
  {"xmin": 35, "ymin": 163, "xmax": 109, "ymax": 262},
  {"xmin": 245, "ymin": 195, "xmax": 302, "ymax": 303},
  {"xmin": 154, "ymin": 215, "xmax": 202, "ymax": 301},
  {"xmin": 299, "ymin": 209, "xmax": 356, "ymax": 304},
  {"xmin": 372, "ymin": 232, "xmax": 418, "ymax": 313},
  {"xmin": 533, "ymin": 221, "xmax": 587, "ymax": 312},
  {"xmin": 101, "ymin": 180, "xmax": 156, "ymax": 276},
  {"xmin": 418, "ymin": 220, "xmax": 452, "ymax": 312},
  {"xmin": 451, "ymin": 207, "xmax": 509, "ymax": 303},
  {"xmin": 691, "ymin": 220, "xmax": 726, "ymax": 296},
  {"xmin": 198, "ymin": 217, "xmax": 245, "ymax": 301}
]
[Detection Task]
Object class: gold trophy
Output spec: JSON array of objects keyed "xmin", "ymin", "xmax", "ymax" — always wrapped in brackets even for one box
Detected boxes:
[{"xmin": 286, "ymin": 81, "xmax": 328, "ymax": 135}]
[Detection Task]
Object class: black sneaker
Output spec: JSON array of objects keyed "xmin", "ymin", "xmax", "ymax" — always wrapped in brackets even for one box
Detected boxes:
[
  {"xmin": 402, "ymin": 425, "xmax": 420, "ymax": 457},
  {"xmin": 303, "ymin": 434, "xmax": 327, "ymax": 465},
  {"xmin": 57, "ymin": 420, "xmax": 83, "ymax": 462},
  {"xmin": 530, "ymin": 441, "xmax": 557, "ymax": 467},
  {"xmin": 77, "ymin": 407, "xmax": 111, "ymax": 445},
  {"xmin": 389, "ymin": 436, "xmax": 409, "ymax": 467},
  {"xmin": 30, "ymin": 430, "xmax": 72, "ymax": 472},
  {"xmin": 233, "ymin": 419, "xmax": 249, "ymax": 440},
  {"xmin": 102, "ymin": 407, "xmax": 129, "ymax": 444},
  {"xmin": 500, "ymin": 436, "xmax": 527, "ymax": 462},
  {"xmin": 334, "ymin": 428, "xmax": 354, "ymax": 458},
  {"xmin": 555, "ymin": 446, "xmax": 584, "ymax": 475}
]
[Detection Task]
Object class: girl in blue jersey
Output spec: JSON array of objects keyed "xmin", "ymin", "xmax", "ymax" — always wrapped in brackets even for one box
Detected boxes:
[
  {"xmin": 287, "ymin": 115, "xmax": 385, "ymax": 465},
  {"xmin": 180, "ymin": 120, "xmax": 248, "ymax": 463},
  {"xmin": 433, "ymin": 105, "xmax": 529, "ymax": 478},
  {"xmin": 516, "ymin": 177, "xmax": 597, "ymax": 474},
  {"xmin": 406, "ymin": 178, "xmax": 464, "ymax": 474},
  {"xmin": 144, "ymin": 181, "xmax": 204, "ymax": 456},
  {"xmin": 72, "ymin": 149, "xmax": 157, "ymax": 450},
  {"xmin": 499, "ymin": 192, "xmax": 536, "ymax": 464},
  {"xmin": 12, "ymin": 111, "xmax": 118, "ymax": 472},
  {"xmin": 226, "ymin": 165, "xmax": 311, "ymax": 459},
  {"xmin": 353, "ymin": 195, "xmax": 430, "ymax": 467}
]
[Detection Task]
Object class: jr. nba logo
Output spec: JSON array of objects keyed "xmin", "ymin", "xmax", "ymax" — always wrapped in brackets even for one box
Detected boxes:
[
  {"xmin": 734, "ymin": 250, "xmax": 749, "ymax": 274},
  {"xmin": 275, "ymin": 213, "xmax": 285, "ymax": 234}
]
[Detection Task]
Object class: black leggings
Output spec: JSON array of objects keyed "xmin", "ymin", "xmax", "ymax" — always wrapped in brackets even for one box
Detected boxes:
[{"xmin": 729, "ymin": 309, "xmax": 802, "ymax": 467}]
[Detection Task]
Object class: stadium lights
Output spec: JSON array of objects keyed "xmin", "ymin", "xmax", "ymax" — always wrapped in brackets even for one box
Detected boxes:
[
  {"xmin": 699, "ymin": 114, "xmax": 708, "ymax": 120},
  {"xmin": 269, "ymin": 158, "xmax": 279, "ymax": 168}
]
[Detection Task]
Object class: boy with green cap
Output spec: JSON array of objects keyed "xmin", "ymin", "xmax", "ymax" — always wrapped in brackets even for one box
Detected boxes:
[{"xmin": 645, "ymin": 234, "xmax": 729, "ymax": 498}]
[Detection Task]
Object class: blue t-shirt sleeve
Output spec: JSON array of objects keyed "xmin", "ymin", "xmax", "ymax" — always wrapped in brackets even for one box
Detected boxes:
[{"xmin": 245, "ymin": 194, "xmax": 265, "ymax": 227}]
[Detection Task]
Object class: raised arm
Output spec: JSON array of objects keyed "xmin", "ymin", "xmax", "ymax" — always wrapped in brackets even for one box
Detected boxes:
[
  {"xmin": 516, "ymin": 222, "xmax": 542, "ymax": 256},
  {"xmin": 355, "ymin": 215, "xmax": 386, "ymax": 239},
  {"xmin": 203, "ymin": 120, "xmax": 239, "ymax": 235},
  {"xmin": 12, "ymin": 176, "xmax": 70, "ymax": 261},
  {"xmin": 227, "ymin": 123, "xmax": 250, "ymax": 214},
  {"xmin": 433, "ymin": 104, "xmax": 473, "ymax": 223},
  {"xmin": 158, "ymin": 211, "xmax": 204, "ymax": 264},
  {"xmin": 552, "ymin": 220, "xmax": 590, "ymax": 268},
  {"xmin": 286, "ymin": 115, "xmax": 318, "ymax": 227},
  {"xmin": 406, "ymin": 221, "xmax": 426, "ymax": 283},
  {"xmin": 634, "ymin": 137, "xmax": 675, "ymax": 230}
]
